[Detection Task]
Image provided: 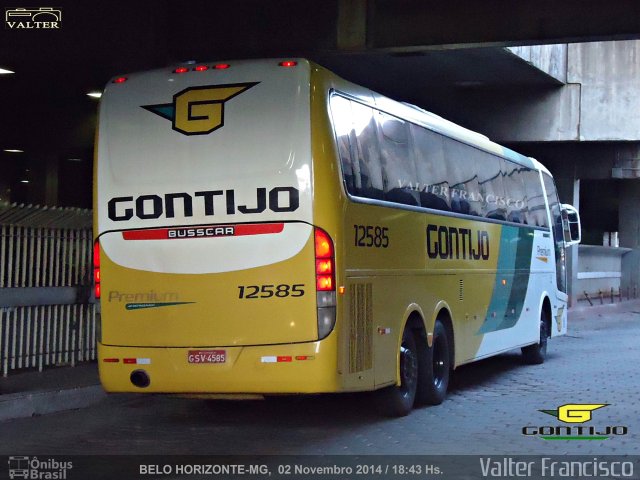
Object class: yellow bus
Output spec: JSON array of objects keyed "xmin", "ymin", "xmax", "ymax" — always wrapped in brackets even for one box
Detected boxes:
[{"xmin": 94, "ymin": 59, "xmax": 580, "ymax": 416}]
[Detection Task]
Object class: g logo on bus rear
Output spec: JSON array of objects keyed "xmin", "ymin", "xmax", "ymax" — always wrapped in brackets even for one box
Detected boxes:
[{"xmin": 142, "ymin": 82, "xmax": 259, "ymax": 136}]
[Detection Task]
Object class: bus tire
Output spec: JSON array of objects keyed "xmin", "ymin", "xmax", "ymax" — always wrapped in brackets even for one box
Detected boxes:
[
  {"xmin": 416, "ymin": 319, "xmax": 450, "ymax": 405},
  {"xmin": 521, "ymin": 308, "xmax": 549, "ymax": 364},
  {"xmin": 375, "ymin": 327, "xmax": 418, "ymax": 417}
]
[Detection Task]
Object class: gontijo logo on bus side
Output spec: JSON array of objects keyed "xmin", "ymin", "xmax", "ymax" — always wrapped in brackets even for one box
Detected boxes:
[{"xmin": 142, "ymin": 82, "xmax": 259, "ymax": 135}]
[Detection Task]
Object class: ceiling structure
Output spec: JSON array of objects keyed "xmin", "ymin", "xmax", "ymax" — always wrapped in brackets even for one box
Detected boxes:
[{"xmin": 1, "ymin": 0, "xmax": 639, "ymax": 205}]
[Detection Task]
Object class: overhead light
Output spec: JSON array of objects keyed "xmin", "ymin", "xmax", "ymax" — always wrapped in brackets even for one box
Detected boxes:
[
  {"xmin": 87, "ymin": 91, "xmax": 102, "ymax": 99},
  {"xmin": 0, "ymin": 68, "xmax": 14, "ymax": 75},
  {"xmin": 3, "ymin": 149, "xmax": 24, "ymax": 153},
  {"xmin": 20, "ymin": 180, "xmax": 29, "ymax": 184},
  {"xmin": 67, "ymin": 158, "xmax": 82, "ymax": 162}
]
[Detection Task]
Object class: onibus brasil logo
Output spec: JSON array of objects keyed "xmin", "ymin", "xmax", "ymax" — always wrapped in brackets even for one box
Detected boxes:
[
  {"xmin": 142, "ymin": 82, "xmax": 258, "ymax": 136},
  {"xmin": 8, "ymin": 456, "xmax": 72, "ymax": 479},
  {"xmin": 522, "ymin": 403, "xmax": 628, "ymax": 441}
]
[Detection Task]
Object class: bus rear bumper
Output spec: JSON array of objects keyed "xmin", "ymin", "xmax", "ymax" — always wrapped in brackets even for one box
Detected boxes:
[{"xmin": 98, "ymin": 337, "xmax": 340, "ymax": 394}]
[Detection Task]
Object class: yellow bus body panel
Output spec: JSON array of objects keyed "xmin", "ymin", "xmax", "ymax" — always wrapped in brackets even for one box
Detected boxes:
[
  {"xmin": 99, "ymin": 233, "xmax": 318, "ymax": 348},
  {"xmin": 98, "ymin": 333, "xmax": 340, "ymax": 394}
]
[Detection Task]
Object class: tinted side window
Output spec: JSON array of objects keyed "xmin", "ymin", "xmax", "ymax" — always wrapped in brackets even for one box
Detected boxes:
[
  {"xmin": 523, "ymin": 169, "xmax": 548, "ymax": 228},
  {"xmin": 376, "ymin": 111, "xmax": 419, "ymax": 206},
  {"xmin": 350, "ymin": 101, "xmax": 384, "ymax": 199},
  {"xmin": 477, "ymin": 151, "xmax": 506, "ymax": 220},
  {"xmin": 330, "ymin": 94, "xmax": 547, "ymax": 227},
  {"xmin": 330, "ymin": 96, "xmax": 357, "ymax": 195},
  {"xmin": 443, "ymin": 139, "xmax": 482, "ymax": 216},
  {"xmin": 502, "ymin": 161, "xmax": 528, "ymax": 224},
  {"xmin": 543, "ymin": 173, "xmax": 566, "ymax": 292},
  {"xmin": 410, "ymin": 124, "xmax": 450, "ymax": 210}
]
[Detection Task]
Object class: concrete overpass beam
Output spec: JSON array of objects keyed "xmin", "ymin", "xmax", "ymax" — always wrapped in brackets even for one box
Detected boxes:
[
  {"xmin": 365, "ymin": 0, "xmax": 640, "ymax": 51},
  {"xmin": 464, "ymin": 85, "xmax": 580, "ymax": 143},
  {"xmin": 506, "ymin": 45, "xmax": 567, "ymax": 83},
  {"xmin": 337, "ymin": 0, "xmax": 368, "ymax": 50},
  {"xmin": 568, "ymin": 41, "xmax": 640, "ymax": 141}
]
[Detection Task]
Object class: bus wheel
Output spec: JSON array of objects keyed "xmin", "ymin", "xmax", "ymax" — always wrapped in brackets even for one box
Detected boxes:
[
  {"xmin": 521, "ymin": 309, "xmax": 549, "ymax": 364},
  {"xmin": 375, "ymin": 327, "xmax": 418, "ymax": 417},
  {"xmin": 416, "ymin": 319, "xmax": 450, "ymax": 405}
]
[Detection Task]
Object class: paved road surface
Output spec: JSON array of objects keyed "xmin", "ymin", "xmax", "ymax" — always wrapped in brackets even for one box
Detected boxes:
[{"xmin": 1, "ymin": 302, "xmax": 638, "ymax": 456}]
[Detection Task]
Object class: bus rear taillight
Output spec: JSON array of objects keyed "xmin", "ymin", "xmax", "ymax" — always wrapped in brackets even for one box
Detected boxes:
[
  {"xmin": 93, "ymin": 240, "xmax": 101, "ymax": 299},
  {"xmin": 314, "ymin": 228, "xmax": 336, "ymax": 339},
  {"xmin": 314, "ymin": 228, "xmax": 334, "ymax": 291}
]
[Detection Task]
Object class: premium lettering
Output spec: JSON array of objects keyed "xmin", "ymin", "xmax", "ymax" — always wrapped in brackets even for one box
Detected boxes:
[
  {"xmin": 108, "ymin": 187, "xmax": 299, "ymax": 221},
  {"xmin": 108, "ymin": 290, "xmax": 179, "ymax": 303},
  {"xmin": 426, "ymin": 224, "xmax": 490, "ymax": 260}
]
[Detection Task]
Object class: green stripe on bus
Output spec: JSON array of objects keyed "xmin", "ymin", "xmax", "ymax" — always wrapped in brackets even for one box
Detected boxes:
[{"xmin": 478, "ymin": 227, "xmax": 534, "ymax": 334}]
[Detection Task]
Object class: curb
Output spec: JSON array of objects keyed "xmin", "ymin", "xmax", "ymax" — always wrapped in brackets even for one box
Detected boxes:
[
  {"xmin": 0, "ymin": 385, "xmax": 106, "ymax": 422},
  {"xmin": 569, "ymin": 299, "xmax": 640, "ymax": 319}
]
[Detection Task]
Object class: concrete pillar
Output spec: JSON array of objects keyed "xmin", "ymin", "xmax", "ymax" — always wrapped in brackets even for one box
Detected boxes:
[
  {"xmin": 567, "ymin": 179, "xmax": 580, "ymax": 307},
  {"xmin": 619, "ymin": 180, "xmax": 640, "ymax": 298},
  {"xmin": 337, "ymin": 0, "xmax": 368, "ymax": 50}
]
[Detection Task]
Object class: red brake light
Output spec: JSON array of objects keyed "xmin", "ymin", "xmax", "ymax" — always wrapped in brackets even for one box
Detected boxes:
[
  {"xmin": 315, "ymin": 229, "xmax": 333, "ymax": 258},
  {"xmin": 314, "ymin": 229, "xmax": 335, "ymax": 292},
  {"xmin": 93, "ymin": 241, "xmax": 99, "ymax": 267},
  {"xmin": 316, "ymin": 259, "xmax": 332, "ymax": 275},
  {"xmin": 112, "ymin": 77, "xmax": 127, "ymax": 84},
  {"xmin": 93, "ymin": 240, "xmax": 101, "ymax": 299},
  {"xmin": 316, "ymin": 276, "xmax": 333, "ymax": 291},
  {"xmin": 194, "ymin": 65, "xmax": 209, "ymax": 71},
  {"xmin": 279, "ymin": 61, "xmax": 297, "ymax": 67},
  {"xmin": 173, "ymin": 67, "xmax": 189, "ymax": 73},
  {"xmin": 214, "ymin": 63, "xmax": 230, "ymax": 69}
]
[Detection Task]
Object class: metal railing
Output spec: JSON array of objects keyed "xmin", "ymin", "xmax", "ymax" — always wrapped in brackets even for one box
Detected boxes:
[{"xmin": 0, "ymin": 203, "xmax": 95, "ymax": 376}]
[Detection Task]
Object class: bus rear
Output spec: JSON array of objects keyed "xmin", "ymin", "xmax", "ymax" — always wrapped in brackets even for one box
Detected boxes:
[{"xmin": 95, "ymin": 59, "xmax": 339, "ymax": 394}]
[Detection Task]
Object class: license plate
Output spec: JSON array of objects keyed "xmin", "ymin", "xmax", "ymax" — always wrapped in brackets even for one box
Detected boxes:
[{"xmin": 188, "ymin": 350, "xmax": 226, "ymax": 364}]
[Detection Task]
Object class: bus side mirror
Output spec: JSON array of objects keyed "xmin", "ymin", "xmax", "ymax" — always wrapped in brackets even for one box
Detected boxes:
[{"xmin": 561, "ymin": 204, "xmax": 581, "ymax": 246}]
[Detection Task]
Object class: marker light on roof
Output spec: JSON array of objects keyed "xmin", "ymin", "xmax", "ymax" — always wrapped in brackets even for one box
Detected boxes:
[
  {"xmin": 174, "ymin": 67, "xmax": 189, "ymax": 73},
  {"xmin": 112, "ymin": 77, "xmax": 127, "ymax": 84},
  {"xmin": 279, "ymin": 61, "xmax": 297, "ymax": 67},
  {"xmin": 214, "ymin": 63, "xmax": 230, "ymax": 69},
  {"xmin": 194, "ymin": 65, "xmax": 209, "ymax": 71}
]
